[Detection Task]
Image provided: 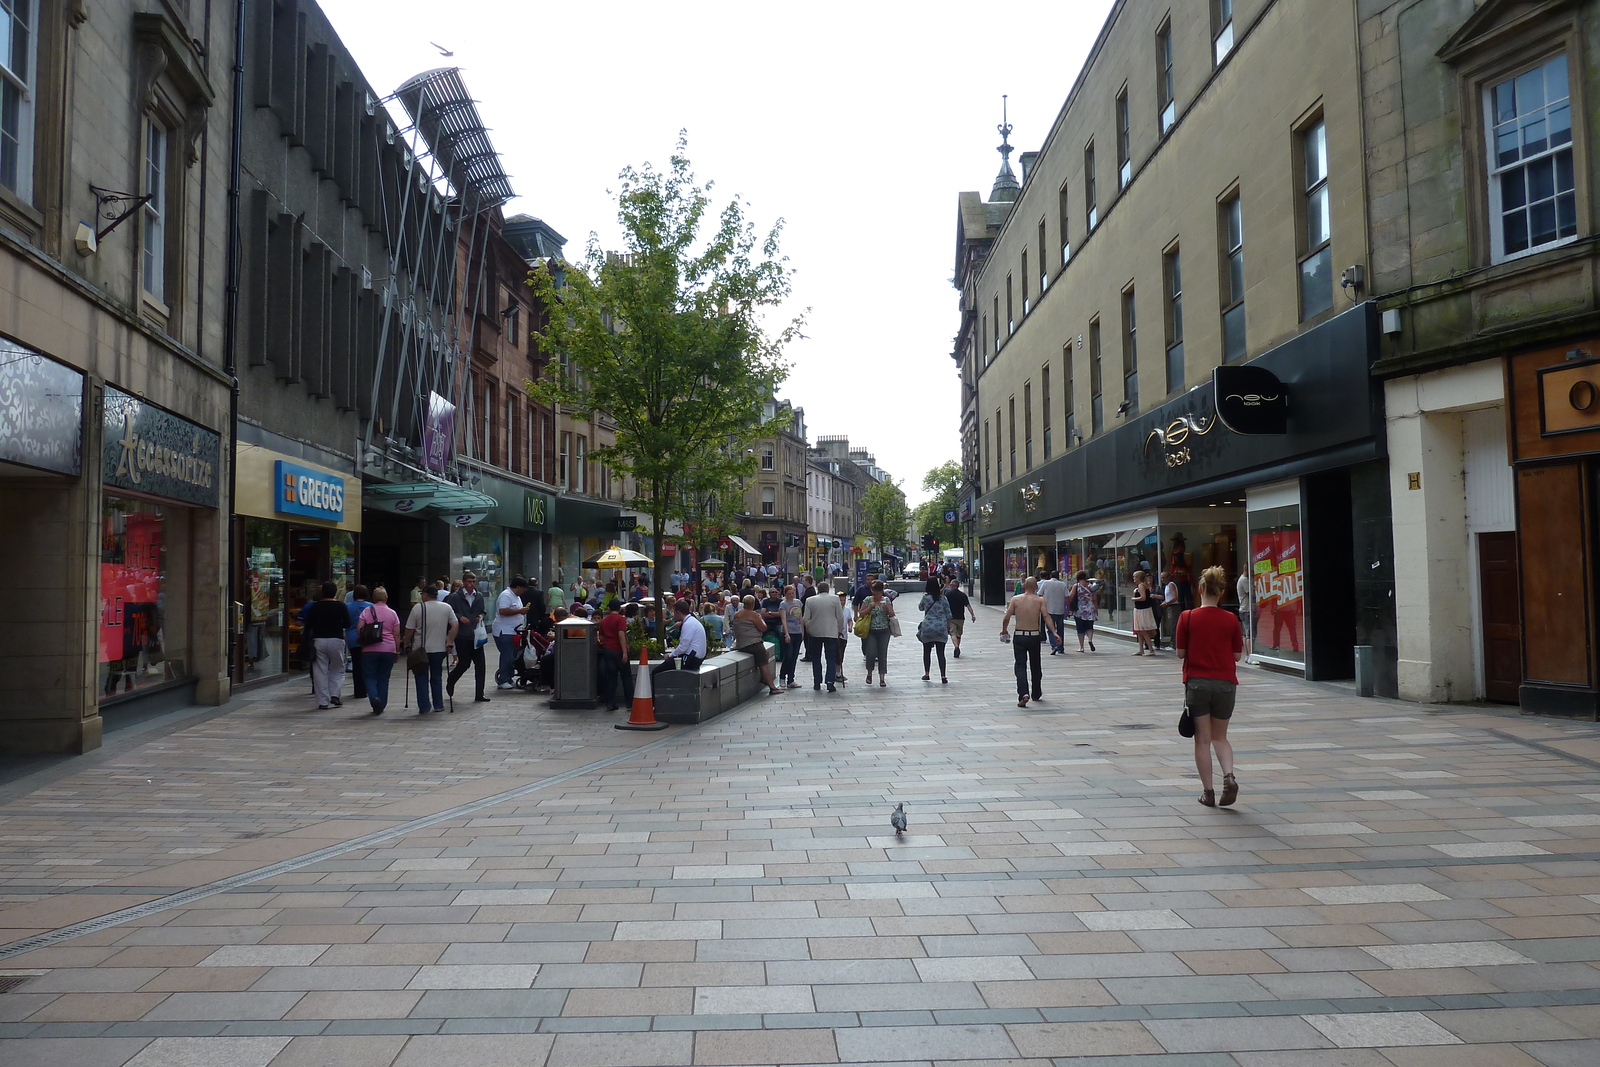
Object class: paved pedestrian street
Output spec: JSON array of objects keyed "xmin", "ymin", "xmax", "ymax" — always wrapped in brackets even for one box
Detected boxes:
[{"xmin": 3, "ymin": 602, "xmax": 1600, "ymax": 1067}]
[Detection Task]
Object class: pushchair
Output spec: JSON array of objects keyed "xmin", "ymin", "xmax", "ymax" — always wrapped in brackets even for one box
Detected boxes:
[{"xmin": 515, "ymin": 621, "xmax": 553, "ymax": 691}]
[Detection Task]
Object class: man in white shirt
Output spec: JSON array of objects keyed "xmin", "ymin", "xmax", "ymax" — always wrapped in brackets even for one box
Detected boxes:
[
  {"xmin": 654, "ymin": 599, "xmax": 706, "ymax": 676},
  {"xmin": 1157, "ymin": 573, "xmax": 1179, "ymax": 651},
  {"xmin": 492, "ymin": 577, "xmax": 530, "ymax": 689},
  {"xmin": 1037, "ymin": 570, "xmax": 1070, "ymax": 655}
]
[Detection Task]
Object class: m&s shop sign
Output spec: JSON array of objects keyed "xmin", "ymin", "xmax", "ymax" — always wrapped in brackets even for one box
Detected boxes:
[{"xmin": 274, "ymin": 460, "xmax": 346, "ymax": 521}]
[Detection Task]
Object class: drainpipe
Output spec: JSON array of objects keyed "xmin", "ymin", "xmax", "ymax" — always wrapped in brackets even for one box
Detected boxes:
[{"xmin": 221, "ymin": 0, "xmax": 247, "ymax": 681}]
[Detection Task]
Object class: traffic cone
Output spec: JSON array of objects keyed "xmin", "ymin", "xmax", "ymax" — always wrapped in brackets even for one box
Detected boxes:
[{"xmin": 616, "ymin": 646, "xmax": 668, "ymax": 731}]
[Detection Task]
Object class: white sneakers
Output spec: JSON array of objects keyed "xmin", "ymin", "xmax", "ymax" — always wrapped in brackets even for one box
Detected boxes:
[{"xmin": 497, "ymin": 682, "xmax": 514, "ymax": 690}]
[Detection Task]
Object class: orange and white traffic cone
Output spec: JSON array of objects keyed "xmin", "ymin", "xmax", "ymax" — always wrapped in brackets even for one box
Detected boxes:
[{"xmin": 616, "ymin": 646, "xmax": 668, "ymax": 731}]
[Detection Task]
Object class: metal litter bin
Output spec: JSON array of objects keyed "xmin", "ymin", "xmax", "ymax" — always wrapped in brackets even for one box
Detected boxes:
[{"xmin": 550, "ymin": 616, "xmax": 600, "ymax": 708}]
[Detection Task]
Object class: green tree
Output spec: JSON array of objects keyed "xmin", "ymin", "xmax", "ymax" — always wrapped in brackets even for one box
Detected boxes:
[
  {"xmin": 861, "ymin": 479, "xmax": 910, "ymax": 560},
  {"xmin": 528, "ymin": 136, "xmax": 805, "ymax": 600},
  {"xmin": 911, "ymin": 460, "xmax": 961, "ymax": 552}
]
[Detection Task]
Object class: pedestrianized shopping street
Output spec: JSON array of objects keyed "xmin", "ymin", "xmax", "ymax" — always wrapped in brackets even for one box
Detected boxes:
[{"xmin": 3, "ymin": 601, "xmax": 1600, "ymax": 1067}]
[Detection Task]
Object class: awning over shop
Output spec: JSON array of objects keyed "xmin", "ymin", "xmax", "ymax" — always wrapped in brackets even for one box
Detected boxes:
[
  {"xmin": 364, "ymin": 482, "xmax": 498, "ymax": 526},
  {"xmin": 1110, "ymin": 526, "xmax": 1157, "ymax": 548},
  {"xmin": 728, "ymin": 534, "xmax": 762, "ymax": 558}
]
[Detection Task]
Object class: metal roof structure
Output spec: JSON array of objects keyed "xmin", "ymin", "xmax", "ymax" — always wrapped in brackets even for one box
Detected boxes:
[{"xmin": 394, "ymin": 67, "xmax": 515, "ymax": 208}]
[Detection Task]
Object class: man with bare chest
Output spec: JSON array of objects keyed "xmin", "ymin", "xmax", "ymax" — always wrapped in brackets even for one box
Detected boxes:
[{"xmin": 1001, "ymin": 577, "xmax": 1059, "ymax": 708}]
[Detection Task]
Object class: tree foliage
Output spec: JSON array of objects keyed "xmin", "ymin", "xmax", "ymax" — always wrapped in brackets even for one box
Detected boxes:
[
  {"xmin": 911, "ymin": 460, "xmax": 962, "ymax": 551},
  {"xmin": 861, "ymin": 479, "xmax": 910, "ymax": 558},
  {"xmin": 527, "ymin": 135, "xmax": 805, "ymax": 599}
]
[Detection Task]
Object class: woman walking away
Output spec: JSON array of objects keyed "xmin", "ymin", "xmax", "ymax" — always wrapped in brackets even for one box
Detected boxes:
[
  {"xmin": 1176, "ymin": 565, "xmax": 1245, "ymax": 808},
  {"xmin": 860, "ymin": 580, "xmax": 896, "ymax": 687},
  {"xmin": 358, "ymin": 587, "xmax": 401, "ymax": 715},
  {"xmin": 1130, "ymin": 571, "xmax": 1157, "ymax": 656},
  {"xmin": 918, "ymin": 577, "xmax": 952, "ymax": 684},
  {"xmin": 732, "ymin": 594, "xmax": 784, "ymax": 696},
  {"xmin": 1071, "ymin": 571, "xmax": 1098, "ymax": 653}
]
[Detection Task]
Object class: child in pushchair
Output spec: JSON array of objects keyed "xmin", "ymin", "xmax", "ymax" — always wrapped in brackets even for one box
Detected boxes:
[{"xmin": 515, "ymin": 615, "xmax": 554, "ymax": 692}]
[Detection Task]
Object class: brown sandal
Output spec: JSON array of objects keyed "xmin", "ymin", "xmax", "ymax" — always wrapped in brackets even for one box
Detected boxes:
[
  {"xmin": 1198, "ymin": 789, "xmax": 1217, "ymax": 807},
  {"xmin": 1220, "ymin": 774, "xmax": 1239, "ymax": 807}
]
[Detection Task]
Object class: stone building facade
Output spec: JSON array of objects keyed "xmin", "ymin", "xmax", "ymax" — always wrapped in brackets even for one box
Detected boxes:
[
  {"xmin": 959, "ymin": 0, "xmax": 1397, "ymax": 691},
  {"xmin": 741, "ymin": 398, "xmax": 809, "ymax": 571},
  {"xmin": 0, "ymin": 0, "xmax": 237, "ymax": 752},
  {"xmin": 1361, "ymin": 0, "xmax": 1600, "ymax": 715}
]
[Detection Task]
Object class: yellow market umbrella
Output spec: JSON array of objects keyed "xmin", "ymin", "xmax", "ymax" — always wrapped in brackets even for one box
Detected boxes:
[{"xmin": 582, "ymin": 544, "xmax": 654, "ymax": 570}]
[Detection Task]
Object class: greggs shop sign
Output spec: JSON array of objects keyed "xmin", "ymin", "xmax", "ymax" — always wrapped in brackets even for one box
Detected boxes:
[{"xmin": 275, "ymin": 460, "xmax": 347, "ymax": 522}]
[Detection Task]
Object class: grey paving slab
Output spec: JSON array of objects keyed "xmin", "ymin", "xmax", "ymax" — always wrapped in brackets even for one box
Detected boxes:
[{"xmin": 834, "ymin": 1022, "xmax": 1018, "ymax": 1061}]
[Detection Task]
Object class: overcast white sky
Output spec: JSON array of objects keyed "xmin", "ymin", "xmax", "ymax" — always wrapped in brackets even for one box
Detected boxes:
[{"xmin": 320, "ymin": 0, "xmax": 1114, "ymax": 504}]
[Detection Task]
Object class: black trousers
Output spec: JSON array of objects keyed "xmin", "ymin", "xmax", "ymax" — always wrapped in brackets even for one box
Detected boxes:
[
  {"xmin": 598, "ymin": 647, "xmax": 634, "ymax": 708},
  {"xmin": 779, "ymin": 633, "xmax": 801, "ymax": 683},
  {"xmin": 1013, "ymin": 634, "xmax": 1043, "ymax": 698},
  {"xmin": 447, "ymin": 640, "xmax": 486, "ymax": 697},
  {"xmin": 807, "ymin": 636, "xmax": 839, "ymax": 686},
  {"xmin": 350, "ymin": 642, "xmax": 367, "ymax": 698},
  {"xmin": 922, "ymin": 640, "xmax": 948, "ymax": 676}
]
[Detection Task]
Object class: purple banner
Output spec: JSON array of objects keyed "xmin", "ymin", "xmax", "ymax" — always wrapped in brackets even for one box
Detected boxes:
[{"xmin": 422, "ymin": 391, "xmax": 455, "ymax": 472}]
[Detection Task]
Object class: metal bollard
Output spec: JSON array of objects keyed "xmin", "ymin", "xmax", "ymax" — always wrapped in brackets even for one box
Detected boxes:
[{"xmin": 1354, "ymin": 645, "xmax": 1374, "ymax": 698}]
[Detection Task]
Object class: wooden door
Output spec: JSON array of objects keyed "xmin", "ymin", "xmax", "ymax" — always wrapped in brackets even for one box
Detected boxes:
[{"xmin": 1478, "ymin": 531, "xmax": 1522, "ymax": 703}]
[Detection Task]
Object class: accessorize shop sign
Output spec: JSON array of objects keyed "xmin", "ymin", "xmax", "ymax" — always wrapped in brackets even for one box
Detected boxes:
[
  {"xmin": 274, "ymin": 460, "xmax": 346, "ymax": 521},
  {"xmin": 0, "ymin": 343, "xmax": 84, "ymax": 475},
  {"xmin": 102, "ymin": 387, "xmax": 221, "ymax": 507}
]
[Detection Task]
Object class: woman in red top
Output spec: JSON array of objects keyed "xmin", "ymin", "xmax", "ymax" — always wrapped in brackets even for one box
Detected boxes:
[{"xmin": 1175, "ymin": 565, "xmax": 1244, "ymax": 808}]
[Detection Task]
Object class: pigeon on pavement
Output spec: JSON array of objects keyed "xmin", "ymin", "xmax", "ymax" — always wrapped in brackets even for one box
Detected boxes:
[{"xmin": 890, "ymin": 803, "xmax": 907, "ymax": 835}]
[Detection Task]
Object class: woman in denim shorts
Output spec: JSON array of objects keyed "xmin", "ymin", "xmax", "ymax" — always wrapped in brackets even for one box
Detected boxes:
[{"xmin": 1175, "ymin": 566, "xmax": 1245, "ymax": 808}]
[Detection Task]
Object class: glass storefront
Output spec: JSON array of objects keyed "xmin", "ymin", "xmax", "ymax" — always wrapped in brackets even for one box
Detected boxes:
[
  {"xmin": 243, "ymin": 518, "xmax": 287, "ymax": 681},
  {"xmin": 455, "ymin": 524, "xmax": 505, "ymax": 592},
  {"xmin": 100, "ymin": 496, "xmax": 190, "ymax": 700},
  {"xmin": 1248, "ymin": 504, "xmax": 1304, "ymax": 664},
  {"xmin": 1057, "ymin": 512, "xmax": 1243, "ymax": 637}
]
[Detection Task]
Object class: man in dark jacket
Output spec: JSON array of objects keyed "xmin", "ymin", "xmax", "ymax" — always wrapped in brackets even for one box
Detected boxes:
[
  {"xmin": 445, "ymin": 571, "xmax": 490, "ymax": 702},
  {"xmin": 304, "ymin": 582, "xmax": 351, "ymax": 710}
]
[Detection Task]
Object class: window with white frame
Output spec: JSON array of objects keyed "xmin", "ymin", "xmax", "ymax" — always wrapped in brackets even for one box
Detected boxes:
[
  {"xmin": 1037, "ymin": 218, "xmax": 1048, "ymax": 293},
  {"xmin": 1116, "ymin": 88, "xmax": 1132, "ymax": 190},
  {"xmin": 1213, "ymin": 0, "xmax": 1235, "ymax": 66},
  {"xmin": 761, "ymin": 487, "xmax": 775, "ymax": 516},
  {"xmin": 1298, "ymin": 117, "xmax": 1333, "ymax": 320},
  {"xmin": 0, "ymin": 0, "xmax": 34, "ymax": 200},
  {"xmin": 761, "ymin": 446, "xmax": 774, "ymax": 471},
  {"xmin": 575, "ymin": 435, "xmax": 587, "ymax": 493},
  {"xmin": 1486, "ymin": 54, "xmax": 1577, "ymax": 262},
  {"xmin": 559, "ymin": 431, "xmax": 571, "ymax": 488},
  {"xmin": 1058, "ymin": 181, "xmax": 1071, "ymax": 264},
  {"xmin": 1157, "ymin": 20, "xmax": 1176, "ymax": 136},
  {"xmin": 1220, "ymin": 193, "xmax": 1246, "ymax": 360},
  {"xmin": 1084, "ymin": 141, "xmax": 1098, "ymax": 233},
  {"xmin": 143, "ymin": 122, "xmax": 169, "ymax": 302}
]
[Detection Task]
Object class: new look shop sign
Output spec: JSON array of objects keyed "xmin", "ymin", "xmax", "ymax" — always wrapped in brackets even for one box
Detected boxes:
[{"xmin": 274, "ymin": 460, "xmax": 346, "ymax": 521}]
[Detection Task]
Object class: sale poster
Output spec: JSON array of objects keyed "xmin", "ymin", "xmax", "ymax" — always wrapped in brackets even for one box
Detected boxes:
[{"xmin": 100, "ymin": 510, "xmax": 163, "ymax": 664}]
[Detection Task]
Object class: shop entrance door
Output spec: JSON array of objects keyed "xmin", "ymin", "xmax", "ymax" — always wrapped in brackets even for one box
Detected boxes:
[
  {"xmin": 287, "ymin": 529, "xmax": 330, "ymax": 671},
  {"xmin": 1478, "ymin": 531, "xmax": 1522, "ymax": 703}
]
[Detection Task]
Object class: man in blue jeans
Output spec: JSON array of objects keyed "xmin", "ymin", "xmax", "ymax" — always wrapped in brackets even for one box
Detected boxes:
[{"xmin": 492, "ymin": 576, "xmax": 530, "ymax": 689}]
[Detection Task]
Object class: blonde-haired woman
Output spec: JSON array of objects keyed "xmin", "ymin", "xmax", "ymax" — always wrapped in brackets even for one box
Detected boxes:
[
  {"xmin": 1130, "ymin": 571, "xmax": 1158, "ymax": 655},
  {"xmin": 357, "ymin": 586, "xmax": 401, "ymax": 715},
  {"xmin": 860, "ymin": 580, "xmax": 896, "ymax": 687},
  {"xmin": 1175, "ymin": 565, "xmax": 1245, "ymax": 807}
]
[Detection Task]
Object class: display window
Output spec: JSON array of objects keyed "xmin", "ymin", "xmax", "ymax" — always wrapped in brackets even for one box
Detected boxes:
[
  {"xmin": 100, "ymin": 496, "xmax": 190, "ymax": 700},
  {"xmin": 243, "ymin": 518, "xmax": 288, "ymax": 679},
  {"xmin": 456, "ymin": 524, "xmax": 505, "ymax": 593},
  {"xmin": 1248, "ymin": 505, "xmax": 1303, "ymax": 663},
  {"xmin": 1004, "ymin": 547, "xmax": 1028, "ymax": 587}
]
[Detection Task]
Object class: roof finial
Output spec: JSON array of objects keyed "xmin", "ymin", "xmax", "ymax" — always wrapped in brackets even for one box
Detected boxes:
[{"xmin": 990, "ymin": 94, "xmax": 1020, "ymax": 203}]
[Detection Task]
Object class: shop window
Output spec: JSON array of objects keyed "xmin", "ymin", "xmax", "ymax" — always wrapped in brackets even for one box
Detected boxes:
[
  {"xmin": 1163, "ymin": 246, "xmax": 1184, "ymax": 393},
  {"xmin": 1247, "ymin": 504, "xmax": 1303, "ymax": 663},
  {"xmin": 1486, "ymin": 54, "xmax": 1577, "ymax": 262},
  {"xmin": 1297, "ymin": 116, "xmax": 1333, "ymax": 321},
  {"xmin": 1089, "ymin": 318, "xmax": 1103, "ymax": 434},
  {"xmin": 1219, "ymin": 193, "xmax": 1246, "ymax": 360},
  {"xmin": 1157, "ymin": 19, "xmax": 1176, "ymax": 136},
  {"xmin": 1213, "ymin": 0, "xmax": 1235, "ymax": 66},
  {"xmin": 457, "ymin": 524, "xmax": 504, "ymax": 595},
  {"xmin": 242, "ymin": 518, "xmax": 287, "ymax": 680},
  {"xmin": 100, "ymin": 497, "xmax": 188, "ymax": 699},
  {"xmin": 0, "ymin": 0, "xmax": 35, "ymax": 200}
]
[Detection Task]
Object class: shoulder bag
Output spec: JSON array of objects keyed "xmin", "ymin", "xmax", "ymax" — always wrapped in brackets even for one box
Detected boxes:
[
  {"xmin": 407, "ymin": 604, "xmax": 431, "ymax": 670},
  {"xmin": 888, "ymin": 611, "xmax": 902, "ymax": 638},
  {"xmin": 854, "ymin": 613, "xmax": 871, "ymax": 638},
  {"xmin": 358, "ymin": 607, "xmax": 383, "ymax": 647}
]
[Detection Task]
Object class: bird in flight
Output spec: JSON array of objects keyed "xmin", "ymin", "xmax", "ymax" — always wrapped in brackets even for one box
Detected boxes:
[{"xmin": 430, "ymin": 42, "xmax": 454, "ymax": 57}]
